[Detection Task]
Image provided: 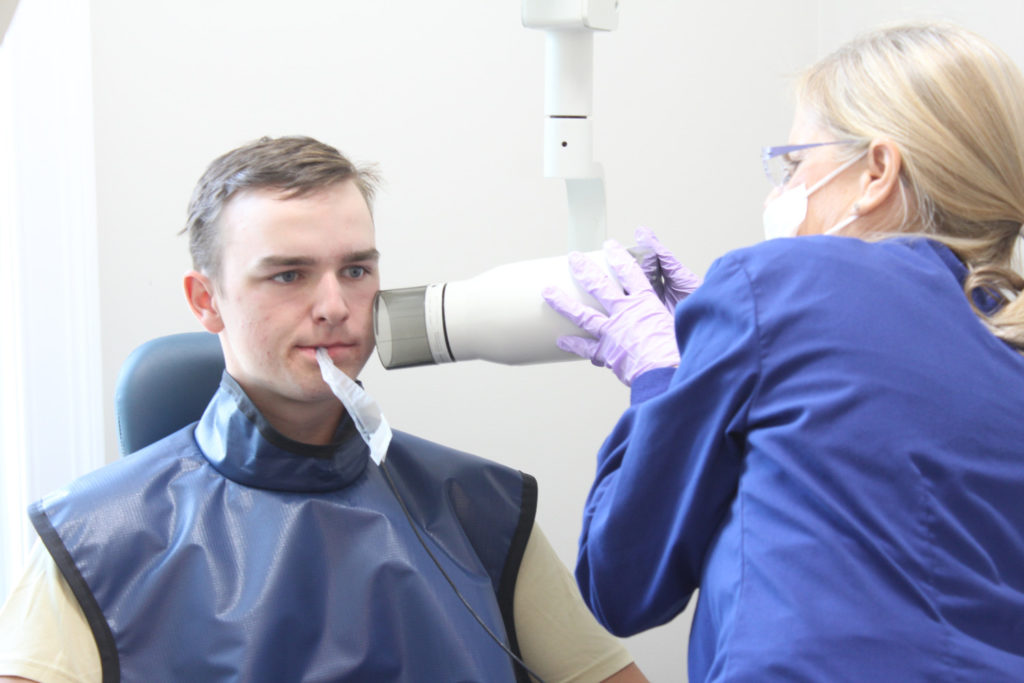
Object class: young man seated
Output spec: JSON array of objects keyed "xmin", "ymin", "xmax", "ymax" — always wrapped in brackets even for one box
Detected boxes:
[{"xmin": 0, "ymin": 136, "xmax": 645, "ymax": 683}]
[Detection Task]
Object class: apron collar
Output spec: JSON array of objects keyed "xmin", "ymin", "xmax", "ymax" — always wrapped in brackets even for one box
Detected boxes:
[{"xmin": 195, "ymin": 372, "xmax": 369, "ymax": 492}]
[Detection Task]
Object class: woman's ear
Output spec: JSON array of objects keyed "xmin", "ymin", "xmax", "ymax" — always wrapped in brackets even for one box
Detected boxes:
[
  {"xmin": 184, "ymin": 271, "xmax": 225, "ymax": 333},
  {"xmin": 855, "ymin": 138, "xmax": 903, "ymax": 215}
]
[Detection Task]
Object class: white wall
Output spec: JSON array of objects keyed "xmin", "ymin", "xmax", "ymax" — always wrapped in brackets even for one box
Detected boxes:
[
  {"xmin": 86, "ymin": 2, "xmax": 1024, "ymax": 680},
  {"xmin": 0, "ymin": 0, "xmax": 103, "ymax": 598}
]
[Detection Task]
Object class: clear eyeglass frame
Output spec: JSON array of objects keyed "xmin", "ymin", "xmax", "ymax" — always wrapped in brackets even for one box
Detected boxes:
[{"xmin": 761, "ymin": 140, "xmax": 858, "ymax": 188}]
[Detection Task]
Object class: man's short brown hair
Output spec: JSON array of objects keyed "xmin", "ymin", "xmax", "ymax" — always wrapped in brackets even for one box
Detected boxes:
[{"xmin": 183, "ymin": 136, "xmax": 379, "ymax": 279}]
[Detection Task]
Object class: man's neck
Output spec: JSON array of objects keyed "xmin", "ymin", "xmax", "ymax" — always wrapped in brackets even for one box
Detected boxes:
[{"xmin": 247, "ymin": 391, "xmax": 345, "ymax": 446}]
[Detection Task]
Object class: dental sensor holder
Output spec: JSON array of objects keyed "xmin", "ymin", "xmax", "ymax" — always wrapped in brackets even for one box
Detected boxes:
[{"xmin": 316, "ymin": 348, "xmax": 392, "ymax": 464}]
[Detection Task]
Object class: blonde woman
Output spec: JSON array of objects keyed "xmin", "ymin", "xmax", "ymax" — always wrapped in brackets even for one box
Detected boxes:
[{"xmin": 546, "ymin": 23, "xmax": 1024, "ymax": 680}]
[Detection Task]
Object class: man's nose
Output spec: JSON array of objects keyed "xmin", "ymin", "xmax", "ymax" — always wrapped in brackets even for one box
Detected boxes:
[{"xmin": 312, "ymin": 274, "xmax": 350, "ymax": 324}]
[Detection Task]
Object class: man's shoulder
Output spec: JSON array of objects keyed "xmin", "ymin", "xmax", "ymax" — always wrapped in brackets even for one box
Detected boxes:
[
  {"xmin": 35, "ymin": 424, "xmax": 203, "ymax": 515},
  {"xmin": 389, "ymin": 430, "xmax": 529, "ymax": 481},
  {"xmin": 102, "ymin": 422, "xmax": 204, "ymax": 476},
  {"xmin": 387, "ymin": 430, "xmax": 537, "ymax": 594},
  {"xmin": 387, "ymin": 430, "xmax": 535, "ymax": 513}
]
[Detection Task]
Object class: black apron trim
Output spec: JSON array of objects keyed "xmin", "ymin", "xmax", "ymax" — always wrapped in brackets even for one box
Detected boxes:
[
  {"xmin": 29, "ymin": 501, "xmax": 120, "ymax": 683},
  {"xmin": 498, "ymin": 472, "xmax": 538, "ymax": 683}
]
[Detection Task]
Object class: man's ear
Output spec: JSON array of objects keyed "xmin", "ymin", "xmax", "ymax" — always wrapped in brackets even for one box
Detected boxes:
[
  {"xmin": 855, "ymin": 138, "xmax": 903, "ymax": 215},
  {"xmin": 184, "ymin": 270, "xmax": 225, "ymax": 333}
]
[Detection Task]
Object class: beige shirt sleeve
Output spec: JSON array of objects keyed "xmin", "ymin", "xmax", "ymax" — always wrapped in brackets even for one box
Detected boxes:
[
  {"xmin": 0, "ymin": 542, "xmax": 101, "ymax": 683},
  {"xmin": 0, "ymin": 525, "xmax": 632, "ymax": 683},
  {"xmin": 514, "ymin": 523, "xmax": 634, "ymax": 683}
]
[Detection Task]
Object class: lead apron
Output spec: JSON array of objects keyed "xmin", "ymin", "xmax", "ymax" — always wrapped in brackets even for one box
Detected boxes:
[{"xmin": 30, "ymin": 374, "xmax": 536, "ymax": 682}]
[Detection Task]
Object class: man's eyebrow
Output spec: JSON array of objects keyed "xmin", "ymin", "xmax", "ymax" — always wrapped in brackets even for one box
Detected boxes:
[
  {"xmin": 347, "ymin": 249, "xmax": 381, "ymax": 263},
  {"xmin": 254, "ymin": 249, "xmax": 380, "ymax": 270},
  {"xmin": 255, "ymin": 255, "xmax": 316, "ymax": 269}
]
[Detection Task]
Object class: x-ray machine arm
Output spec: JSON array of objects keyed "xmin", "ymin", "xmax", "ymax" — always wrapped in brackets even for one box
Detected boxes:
[{"xmin": 522, "ymin": 0, "xmax": 619, "ymax": 251}]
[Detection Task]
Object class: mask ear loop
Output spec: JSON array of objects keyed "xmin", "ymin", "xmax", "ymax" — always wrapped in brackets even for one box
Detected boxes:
[
  {"xmin": 840, "ymin": 173, "xmax": 912, "ymax": 237},
  {"xmin": 897, "ymin": 181, "xmax": 911, "ymax": 232},
  {"xmin": 818, "ymin": 150, "xmax": 871, "ymax": 236},
  {"xmin": 806, "ymin": 149, "xmax": 868, "ymax": 197},
  {"xmin": 824, "ymin": 211, "xmax": 859, "ymax": 236}
]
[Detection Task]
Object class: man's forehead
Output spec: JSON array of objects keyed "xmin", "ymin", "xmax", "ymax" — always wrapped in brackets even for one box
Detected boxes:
[
  {"xmin": 221, "ymin": 180, "xmax": 369, "ymax": 219},
  {"xmin": 211, "ymin": 186, "xmax": 376, "ymax": 273},
  {"xmin": 220, "ymin": 182, "xmax": 373, "ymax": 233}
]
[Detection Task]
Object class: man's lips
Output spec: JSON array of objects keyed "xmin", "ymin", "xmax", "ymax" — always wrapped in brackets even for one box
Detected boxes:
[{"xmin": 296, "ymin": 342, "xmax": 359, "ymax": 360}]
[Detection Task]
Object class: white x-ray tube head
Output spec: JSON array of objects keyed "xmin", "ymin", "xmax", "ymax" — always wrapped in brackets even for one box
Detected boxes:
[{"xmin": 374, "ymin": 248, "xmax": 661, "ymax": 369}]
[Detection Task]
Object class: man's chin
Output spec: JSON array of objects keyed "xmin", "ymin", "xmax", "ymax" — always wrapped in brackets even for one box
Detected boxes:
[
  {"xmin": 307, "ymin": 358, "xmax": 368, "ymax": 389},
  {"xmin": 331, "ymin": 354, "xmax": 371, "ymax": 383}
]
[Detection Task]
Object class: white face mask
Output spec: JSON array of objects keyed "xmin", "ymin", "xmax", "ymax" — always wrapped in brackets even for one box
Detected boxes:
[{"xmin": 762, "ymin": 151, "xmax": 867, "ymax": 240}]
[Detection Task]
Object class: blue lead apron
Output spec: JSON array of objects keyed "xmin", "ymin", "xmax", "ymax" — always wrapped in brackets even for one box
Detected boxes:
[{"xmin": 31, "ymin": 374, "xmax": 536, "ymax": 682}]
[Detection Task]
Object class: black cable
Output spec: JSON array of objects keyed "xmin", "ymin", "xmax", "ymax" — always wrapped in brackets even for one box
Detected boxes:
[{"xmin": 379, "ymin": 461, "xmax": 546, "ymax": 683}]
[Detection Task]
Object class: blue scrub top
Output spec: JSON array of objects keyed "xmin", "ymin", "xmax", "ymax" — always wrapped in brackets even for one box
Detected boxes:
[{"xmin": 577, "ymin": 236, "xmax": 1024, "ymax": 681}]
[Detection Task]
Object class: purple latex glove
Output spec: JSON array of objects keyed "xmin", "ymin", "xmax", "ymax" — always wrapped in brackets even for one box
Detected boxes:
[
  {"xmin": 635, "ymin": 226, "xmax": 702, "ymax": 310},
  {"xmin": 543, "ymin": 240, "xmax": 680, "ymax": 386}
]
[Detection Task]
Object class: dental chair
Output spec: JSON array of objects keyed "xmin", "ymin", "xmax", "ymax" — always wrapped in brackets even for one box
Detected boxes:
[{"xmin": 114, "ymin": 332, "xmax": 224, "ymax": 456}]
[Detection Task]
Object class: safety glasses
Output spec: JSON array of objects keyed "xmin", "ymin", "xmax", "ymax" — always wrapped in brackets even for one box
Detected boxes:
[{"xmin": 761, "ymin": 140, "xmax": 858, "ymax": 187}]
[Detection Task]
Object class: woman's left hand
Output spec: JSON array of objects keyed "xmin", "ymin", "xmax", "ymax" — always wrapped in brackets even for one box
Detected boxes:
[{"xmin": 543, "ymin": 240, "xmax": 680, "ymax": 386}]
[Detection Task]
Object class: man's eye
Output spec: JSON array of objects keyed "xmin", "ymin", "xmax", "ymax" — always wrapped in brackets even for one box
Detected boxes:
[
  {"xmin": 272, "ymin": 271, "xmax": 300, "ymax": 283},
  {"xmin": 342, "ymin": 265, "xmax": 367, "ymax": 279}
]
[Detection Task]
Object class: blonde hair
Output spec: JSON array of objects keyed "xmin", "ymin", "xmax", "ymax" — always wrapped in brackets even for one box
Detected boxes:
[{"xmin": 798, "ymin": 22, "xmax": 1024, "ymax": 351}]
